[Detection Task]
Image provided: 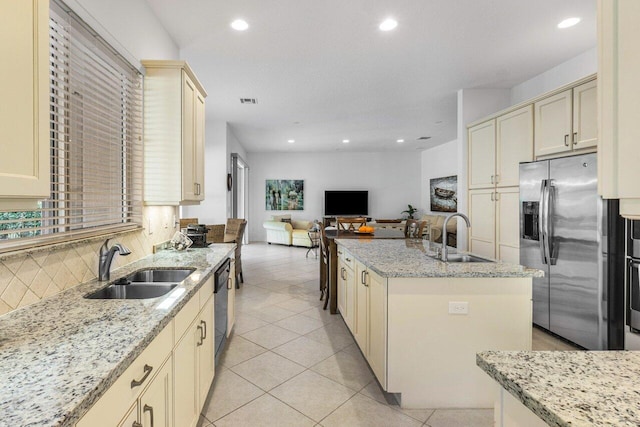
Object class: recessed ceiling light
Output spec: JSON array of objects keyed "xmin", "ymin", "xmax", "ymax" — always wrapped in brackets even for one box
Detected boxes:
[
  {"xmin": 396, "ymin": 139, "xmax": 405, "ymax": 143},
  {"xmin": 557, "ymin": 17, "xmax": 580, "ymax": 29},
  {"xmin": 379, "ymin": 18, "xmax": 398, "ymax": 32},
  {"xmin": 342, "ymin": 139, "xmax": 350, "ymax": 144},
  {"xmin": 231, "ymin": 19, "xmax": 249, "ymax": 31},
  {"xmin": 287, "ymin": 139, "xmax": 295, "ymax": 144}
]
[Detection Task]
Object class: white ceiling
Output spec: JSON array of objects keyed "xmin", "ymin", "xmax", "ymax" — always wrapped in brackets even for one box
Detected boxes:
[{"xmin": 145, "ymin": 0, "xmax": 596, "ymax": 153}]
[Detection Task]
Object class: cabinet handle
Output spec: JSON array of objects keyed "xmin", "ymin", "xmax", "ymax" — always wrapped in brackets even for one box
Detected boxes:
[
  {"xmin": 144, "ymin": 404, "xmax": 154, "ymax": 427},
  {"xmin": 197, "ymin": 325, "xmax": 204, "ymax": 346},
  {"xmin": 490, "ymin": 175, "xmax": 494, "ymax": 184},
  {"xmin": 573, "ymin": 132, "xmax": 578, "ymax": 145},
  {"xmin": 346, "ymin": 257, "xmax": 351, "ymax": 262},
  {"xmin": 494, "ymin": 174, "xmax": 499, "ymax": 184},
  {"xmin": 564, "ymin": 134, "xmax": 569, "ymax": 147},
  {"xmin": 364, "ymin": 271, "xmax": 369, "ymax": 287},
  {"xmin": 495, "ymin": 192, "xmax": 500, "ymax": 201},
  {"xmin": 227, "ymin": 277, "xmax": 232, "ymax": 289},
  {"xmin": 361, "ymin": 270, "xmax": 366, "ymax": 285},
  {"xmin": 133, "ymin": 422, "xmax": 142, "ymax": 427},
  {"xmin": 490, "ymin": 192, "xmax": 494, "ymax": 201},
  {"xmin": 200, "ymin": 320, "xmax": 207, "ymax": 340},
  {"xmin": 338, "ymin": 251, "xmax": 343, "ymax": 255},
  {"xmin": 130, "ymin": 364, "xmax": 153, "ymax": 389}
]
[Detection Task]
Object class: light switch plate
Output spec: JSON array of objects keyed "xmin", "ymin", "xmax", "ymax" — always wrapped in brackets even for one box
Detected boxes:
[{"xmin": 448, "ymin": 301, "xmax": 469, "ymax": 315}]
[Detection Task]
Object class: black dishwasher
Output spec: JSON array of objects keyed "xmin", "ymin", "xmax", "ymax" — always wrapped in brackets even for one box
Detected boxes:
[{"xmin": 214, "ymin": 258, "xmax": 230, "ymax": 363}]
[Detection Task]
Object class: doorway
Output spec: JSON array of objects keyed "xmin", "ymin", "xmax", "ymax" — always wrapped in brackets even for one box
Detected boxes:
[{"xmin": 231, "ymin": 153, "xmax": 249, "ymax": 243}]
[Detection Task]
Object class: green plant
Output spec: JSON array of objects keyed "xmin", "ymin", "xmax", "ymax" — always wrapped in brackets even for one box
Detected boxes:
[{"xmin": 401, "ymin": 204, "xmax": 418, "ymax": 219}]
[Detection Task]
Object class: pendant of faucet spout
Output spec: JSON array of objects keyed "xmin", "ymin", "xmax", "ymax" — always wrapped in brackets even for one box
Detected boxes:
[
  {"xmin": 98, "ymin": 239, "xmax": 132, "ymax": 281},
  {"xmin": 441, "ymin": 213, "xmax": 471, "ymax": 262}
]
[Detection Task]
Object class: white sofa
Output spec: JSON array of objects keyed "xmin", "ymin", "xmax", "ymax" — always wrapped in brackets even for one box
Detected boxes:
[{"xmin": 263, "ymin": 214, "xmax": 314, "ymax": 247}]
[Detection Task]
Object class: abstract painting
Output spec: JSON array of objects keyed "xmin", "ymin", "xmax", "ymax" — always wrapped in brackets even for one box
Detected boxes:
[
  {"xmin": 430, "ymin": 175, "xmax": 457, "ymax": 212},
  {"xmin": 265, "ymin": 179, "xmax": 304, "ymax": 210}
]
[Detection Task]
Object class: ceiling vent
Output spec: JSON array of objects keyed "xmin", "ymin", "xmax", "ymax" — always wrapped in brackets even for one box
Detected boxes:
[
  {"xmin": 417, "ymin": 136, "xmax": 431, "ymax": 140},
  {"xmin": 240, "ymin": 98, "xmax": 257, "ymax": 104}
]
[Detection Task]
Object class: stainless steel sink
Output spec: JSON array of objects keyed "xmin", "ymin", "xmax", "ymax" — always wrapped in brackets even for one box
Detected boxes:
[
  {"xmin": 86, "ymin": 283, "xmax": 178, "ymax": 299},
  {"xmin": 444, "ymin": 254, "xmax": 493, "ymax": 263},
  {"xmin": 85, "ymin": 268, "xmax": 195, "ymax": 299}
]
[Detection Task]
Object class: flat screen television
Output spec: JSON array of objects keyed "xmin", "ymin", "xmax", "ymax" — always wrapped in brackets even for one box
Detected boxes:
[{"xmin": 324, "ymin": 191, "xmax": 368, "ymax": 216}]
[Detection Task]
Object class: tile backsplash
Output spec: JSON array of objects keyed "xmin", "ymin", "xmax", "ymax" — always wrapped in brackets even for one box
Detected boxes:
[{"xmin": 0, "ymin": 206, "xmax": 178, "ymax": 316}]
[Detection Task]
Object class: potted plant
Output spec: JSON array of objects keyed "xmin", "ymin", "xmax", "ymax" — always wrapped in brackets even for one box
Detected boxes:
[{"xmin": 401, "ymin": 204, "xmax": 418, "ymax": 219}]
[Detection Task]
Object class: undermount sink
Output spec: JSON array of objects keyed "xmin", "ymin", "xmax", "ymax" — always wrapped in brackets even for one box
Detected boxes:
[
  {"xmin": 85, "ymin": 268, "xmax": 195, "ymax": 300},
  {"xmin": 444, "ymin": 254, "xmax": 493, "ymax": 263}
]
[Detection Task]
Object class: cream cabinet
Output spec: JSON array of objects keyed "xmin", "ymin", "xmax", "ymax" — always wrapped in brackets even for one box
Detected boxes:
[
  {"xmin": 0, "ymin": 0, "xmax": 50, "ymax": 209},
  {"xmin": 142, "ymin": 60, "xmax": 207, "ymax": 206},
  {"xmin": 468, "ymin": 187, "xmax": 519, "ymax": 263},
  {"xmin": 534, "ymin": 80, "xmax": 597, "ymax": 158},
  {"xmin": 76, "ymin": 323, "xmax": 173, "ymax": 427},
  {"xmin": 337, "ymin": 248, "xmax": 356, "ymax": 333},
  {"xmin": 353, "ymin": 259, "xmax": 387, "ymax": 389},
  {"xmin": 174, "ymin": 283, "xmax": 215, "ymax": 427},
  {"xmin": 228, "ymin": 260, "xmax": 236, "ymax": 336},
  {"xmin": 598, "ymin": 0, "xmax": 640, "ymax": 218},
  {"xmin": 468, "ymin": 105, "xmax": 533, "ymax": 189},
  {"xmin": 138, "ymin": 357, "xmax": 173, "ymax": 427}
]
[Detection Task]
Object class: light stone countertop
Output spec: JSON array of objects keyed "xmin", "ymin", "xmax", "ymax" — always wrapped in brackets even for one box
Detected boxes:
[
  {"xmin": 0, "ymin": 244, "xmax": 235, "ymax": 427},
  {"xmin": 477, "ymin": 350, "xmax": 640, "ymax": 427},
  {"xmin": 335, "ymin": 239, "xmax": 542, "ymax": 278}
]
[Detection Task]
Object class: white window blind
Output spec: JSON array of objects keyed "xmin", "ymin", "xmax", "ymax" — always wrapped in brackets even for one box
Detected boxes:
[{"xmin": 0, "ymin": 0, "xmax": 143, "ymax": 249}]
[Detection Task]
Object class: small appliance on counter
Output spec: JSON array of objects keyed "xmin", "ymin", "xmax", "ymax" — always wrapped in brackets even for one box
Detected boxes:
[{"xmin": 185, "ymin": 224, "xmax": 210, "ymax": 248}]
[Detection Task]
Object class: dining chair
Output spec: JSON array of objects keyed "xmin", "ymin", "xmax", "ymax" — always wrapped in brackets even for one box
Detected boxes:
[
  {"xmin": 179, "ymin": 217, "xmax": 199, "ymax": 229},
  {"xmin": 404, "ymin": 219, "xmax": 428, "ymax": 239},
  {"xmin": 319, "ymin": 224, "xmax": 331, "ymax": 310},
  {"xmin": 205, "ymin": 224, "xmax": 226, "ymax": 243},
  {"xmin": 336, "ymin": 217, "xmax": 367, "ymax": 231},
  {"xmin": 225, "ymin": 218, "xmax": 247, "ymax": 287}
]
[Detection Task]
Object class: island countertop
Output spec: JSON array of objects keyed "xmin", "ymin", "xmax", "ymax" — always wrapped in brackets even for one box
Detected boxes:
[
  {"xmin": 335, "ymin": 239, "xmax": 542, "ymax": 278},
  {"xmin": 0, "ymin": 244, "xmax": 235, "ymax": 427},
  {"xmin": 477, "ymin": 350, "xmax": 640, "ymax": 427}
]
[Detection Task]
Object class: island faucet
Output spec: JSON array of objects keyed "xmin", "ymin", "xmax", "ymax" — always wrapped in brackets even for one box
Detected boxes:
[
  {"xmin": 98, "ymin": 239, "xmax": 131, "ymax": 281},
  {"xmin": 442, "ymin": 213, "xmax": 471, "ymax": 262}
]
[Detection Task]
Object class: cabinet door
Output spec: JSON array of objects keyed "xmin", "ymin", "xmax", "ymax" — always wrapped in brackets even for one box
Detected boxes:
[
  {"xmin": 337, "ymin": 261, "xmax": 347, "ymax": 318},
  {"xmin": 496, "ymin": 187, "xmax": 520, "ymax": 264},
  {"xmin": 353, "ymin": 261, "xmax": 368, "ymax": 352},
  {"xmin": 468, "ymin": 120, "xmax": 496, "ymax": 189},
  {"xmin": 198, "ymin": 296, "xmax": 215, "ymax": 407},
  {"xmin": 468, "ymin": 189, "xmax": 496, "ymax": 259},
  {"xmin": 496, "ymin": 105, "xmax": 533, "ymax": 187},
  {"xmin": 117, "ymin": 402, "xmax": 138, "ymax": 427},
  {"xmin": 367, "ymin": 269, "xmax": 387, "ymax": 390},
  {"xmin": 572, "ymin": 80, "xmax": 597, "ymax": 150},
  {"xmin": 140, "ymin": 357, "xmax": 173, "ymax": 427},
  {"xmin": 227, "ymin": 261, "xmax": 236, "ymax": 336},
  {"xmin": 194, "ymin": 92, "xmax": 206, "ymax": 201},
  {"xmin": 181, "ymin": 72, "xmax": 197, "ymax": 201},
  {"xmin": 0, "ymin": 0, "xmax": 49, "ymax": 206},
  {"xmin": 534, "ymin": 90, "xmax": 572, "ymax": 157},
  {"xmin": 174, "ymin": 321, "xmax": 199, "ymax": 427}
]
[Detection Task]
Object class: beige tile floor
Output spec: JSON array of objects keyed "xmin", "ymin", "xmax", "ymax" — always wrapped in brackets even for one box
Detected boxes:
[{"xmin": 198, "ymin": 243, "xmax": 577, "ymax": 427}]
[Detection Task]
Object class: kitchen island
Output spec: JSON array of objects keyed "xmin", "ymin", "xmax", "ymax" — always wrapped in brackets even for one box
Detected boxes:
[
  {"xmin": 477, "ymin": 350, "xmax": 640, "ymax": 427},
  {"xmin": 0, "ymin": 244, "xmax": 234, "ymax": 427},
  {"xmin": 335, "ymin": 238, "xmax": 541, "ymax": 409}
]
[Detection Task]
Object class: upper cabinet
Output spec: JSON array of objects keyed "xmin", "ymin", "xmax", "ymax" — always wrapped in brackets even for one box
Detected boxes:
[
  {"xmin": 468, "ymin": 104, "xmax": 533, "ymax": 190},
  {"xmin": 142, "ymin": 60, "xmax": 207, "ymax": 206},
  {"xmin": 0, "ymin": 0, "xmax": 50, "ymax": 209},
  {"xmin": 534, "ymin": 79, "xmax": 597, "ymax": 158},
  {"xmin": 598, "ymin": 0, "xmax": 640, "ymax": 218}
]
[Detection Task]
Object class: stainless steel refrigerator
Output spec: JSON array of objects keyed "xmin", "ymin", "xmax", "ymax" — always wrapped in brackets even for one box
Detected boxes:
[{"xmin": 520, "ymin": 153, "xmax": 624, "ymax": 350}]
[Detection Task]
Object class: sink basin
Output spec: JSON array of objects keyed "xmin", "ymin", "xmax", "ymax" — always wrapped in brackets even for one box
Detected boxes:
[
  {"xmin": 86, "ymin": 283, "xmax": 178, "ymax": 299},
  {"xmin": 126, "ymin": 268, "xmax": 195, "ymax": 283},
  {"xmin": 444, "ymin": 254, "xmax": 493, "ymax": 263},
  {"xmin": 85, "ymin": 268, "xmax": 195, "ymax": 299}
]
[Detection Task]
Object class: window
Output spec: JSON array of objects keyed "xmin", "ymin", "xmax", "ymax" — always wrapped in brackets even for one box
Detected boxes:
[{"xmin": 0, "ymin": 0, "xmax": 143, "ymax": 249}]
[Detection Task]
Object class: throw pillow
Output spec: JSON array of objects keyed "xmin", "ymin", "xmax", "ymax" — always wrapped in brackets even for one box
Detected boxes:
[{"xmin": 281, "ymin": 218, "xmax": 292, "ymax": 224}]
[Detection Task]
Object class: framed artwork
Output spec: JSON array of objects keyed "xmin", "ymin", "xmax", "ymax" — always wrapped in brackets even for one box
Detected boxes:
[
  {"xmin": 430, "ymin": 175, "xmax": 457, "ymax": 212},
  {"xmin": 265, "ymin": 179, "xmax": 304, "ymax": 210}
]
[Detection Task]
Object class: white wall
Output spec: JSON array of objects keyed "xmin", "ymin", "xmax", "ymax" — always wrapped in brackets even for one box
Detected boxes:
[
  {"xmin": 510, "ymin": 47, "xmax": 597, "ymax": 105},
  {"xmin": 421, "ymin": 140, "xmax": 459, "ymax": 215},
  {"xmin": 247, "ymin": 152, "xmax": 421, "ymax": 242},
  {"xmin": 65, "ymin": 0, "xmax": 179, "ymax": 67}
]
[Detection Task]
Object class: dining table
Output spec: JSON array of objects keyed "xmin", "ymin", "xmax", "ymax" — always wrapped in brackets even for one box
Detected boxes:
[{"xmin": 321, "ymin": 228, "xmax": 406, "ymax": 314}]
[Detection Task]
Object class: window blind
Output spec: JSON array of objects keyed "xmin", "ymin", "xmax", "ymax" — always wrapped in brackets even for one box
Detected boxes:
[{"xmin": 0, "ymin": 0, "xmax": 143, "ymax": 250}]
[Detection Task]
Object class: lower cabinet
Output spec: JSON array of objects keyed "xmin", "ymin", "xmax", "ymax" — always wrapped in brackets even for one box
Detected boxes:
[
  {"xmin": 77, "ymin": 276, "xmax": 218, "ymax": 427},
  {"xmin": 353, "ymin": 258, "xmax": 388, "ymax": 389},
  {"xmin": 337, "ymin": 249, "xmax": 356, "ymax": 333}
]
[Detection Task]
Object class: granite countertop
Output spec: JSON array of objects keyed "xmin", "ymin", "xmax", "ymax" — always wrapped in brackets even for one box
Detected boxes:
[
  {"xmin": 477, "ymin": 350, "xmax": 640, "ymax": 426},
  {"xmin": 335, "ymin": 239, "xmax": 542, "ymax": 278},
  {"xmin": 0, "ymin": 244, "xmax": 235, "ymax": 427}
]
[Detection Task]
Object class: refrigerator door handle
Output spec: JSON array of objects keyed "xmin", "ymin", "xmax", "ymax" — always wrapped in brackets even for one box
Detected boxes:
[
  {"xmin": 539, "ymin": 180, "xmax": 548, "ymax": 265},
  {"xmin": 547, "ymin": 181, "xmax": 558, "ymax": 265}
]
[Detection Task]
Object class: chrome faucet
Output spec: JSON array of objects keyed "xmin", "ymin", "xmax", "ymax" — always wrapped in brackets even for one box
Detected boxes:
[
  {"xmin": 442, "ymin": 213, "xmax": 471, "ymax": 262},
  {"xmin": 98, "ymin": 239, "xmax": 131, "ymax": 281}
]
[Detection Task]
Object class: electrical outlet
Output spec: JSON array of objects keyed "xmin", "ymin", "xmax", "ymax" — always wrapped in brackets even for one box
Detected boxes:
[
  {"xmin": 448, "ymin": 301, "xmax": 468, "ymax": 315},
  {"xmin": 148, "ymin": 218, "xmax": 153, "ymax": 234}
]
